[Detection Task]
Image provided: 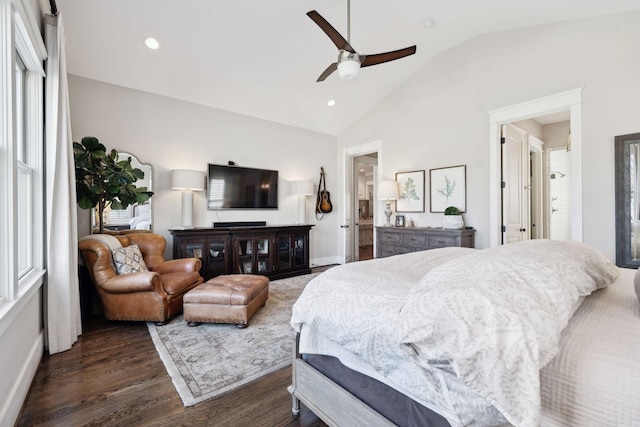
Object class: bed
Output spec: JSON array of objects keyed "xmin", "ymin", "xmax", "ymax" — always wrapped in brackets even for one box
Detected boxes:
[{"xmin": 289, "ymin": 240, "xmax": 640, "ymax": 426}]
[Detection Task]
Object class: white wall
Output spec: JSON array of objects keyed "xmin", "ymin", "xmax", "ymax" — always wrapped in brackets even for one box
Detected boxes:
[
  {"xmin": 337, "ymin": 10, "xmax": 640, "ymax": 260},
  {"xmin": 68, "ymin": 75, "xmax": 338, "ymax": 266},
  {"xmin": 542, "ymin": 121, "xmax": 571, "ymax": 150}
]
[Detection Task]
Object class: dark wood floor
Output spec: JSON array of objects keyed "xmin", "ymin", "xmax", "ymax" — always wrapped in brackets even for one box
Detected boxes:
[
  {"xmin": 17, "ymin": 269, "xmax": 337, "ymax": 427},
  {"xmin": 359, "ymin": 245, "xmax": 373, "ymax": 261}
]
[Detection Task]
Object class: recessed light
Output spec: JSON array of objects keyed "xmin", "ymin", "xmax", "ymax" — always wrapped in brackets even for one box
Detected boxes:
[
  {"xmin": 144, "ymin": 37, "xmax": 160, "ymax": 50},
  {"xmin": 327, "ymin": 99, "xmax": 336, "ymax": 107}
]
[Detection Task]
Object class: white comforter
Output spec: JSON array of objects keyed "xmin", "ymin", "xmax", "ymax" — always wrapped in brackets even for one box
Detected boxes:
[
  {"xmin": 291, "ymin": 240, "xmax": 619, "ymax": 426},
  {"xmin": 540, "ymin": 267, "xmax": 640, "ymax": 426}
]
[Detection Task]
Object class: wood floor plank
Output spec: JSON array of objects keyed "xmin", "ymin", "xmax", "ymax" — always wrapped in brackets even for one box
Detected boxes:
[{"xmin": 17, "ymin": 299, "xmax": 330, "ymax": 426}]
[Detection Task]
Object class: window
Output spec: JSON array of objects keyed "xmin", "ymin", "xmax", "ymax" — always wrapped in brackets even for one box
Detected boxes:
[
  {"xmin": 16, "ymin": 53, "xmax": 33, "ymax": 278},
  {"xmin": 0, "ymin": 0, "xmax": 46, "ymax": 307}
]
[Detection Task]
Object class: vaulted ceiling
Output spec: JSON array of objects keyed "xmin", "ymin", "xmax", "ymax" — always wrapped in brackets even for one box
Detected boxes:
[{"xmin": 53, "ymin": 0, "xmax": 640, "ymax": 136}]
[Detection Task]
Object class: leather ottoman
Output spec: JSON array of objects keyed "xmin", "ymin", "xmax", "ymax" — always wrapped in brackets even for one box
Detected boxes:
[{"xmin": 183, "ymin": 274, "xmax": 269, "ymax": 328}]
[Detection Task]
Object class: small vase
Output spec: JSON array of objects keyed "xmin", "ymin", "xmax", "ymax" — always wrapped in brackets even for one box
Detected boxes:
[{"xmin": 443, "ymin": 215, "xmax": 464, "ymax": 230}]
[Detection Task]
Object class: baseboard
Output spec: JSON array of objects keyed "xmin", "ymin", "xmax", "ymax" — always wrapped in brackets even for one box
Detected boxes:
[
  {"xmin": 311, "ymin": 256, "xmax": 341, "ymax": 268},
  {"xmin": 0, "ymin": 331, "xmax": 43, "ymax": 427}
]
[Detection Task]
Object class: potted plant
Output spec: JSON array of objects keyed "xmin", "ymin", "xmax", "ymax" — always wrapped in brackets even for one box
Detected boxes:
[
  {"xmin": 73, "ymin": 136, "xmax": 153, "ymax": 234},
  {"xmin": 443, "ymin": 206, "xmax": 464, "ymax": 230}
]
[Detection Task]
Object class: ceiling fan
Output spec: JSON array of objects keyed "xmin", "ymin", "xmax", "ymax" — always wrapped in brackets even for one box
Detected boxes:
[{"xmin": 307, "ymin": 0, "xmax": 417, "ymax": 82}]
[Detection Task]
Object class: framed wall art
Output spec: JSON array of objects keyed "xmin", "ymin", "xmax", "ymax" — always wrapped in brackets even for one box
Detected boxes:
[
  {"xmin": 395, "ymin": 170, "xmax": 425, "ymax": 212},
  {"xmin": 430, "ymin": 165, "xmax": 466, "ymax": 213}
]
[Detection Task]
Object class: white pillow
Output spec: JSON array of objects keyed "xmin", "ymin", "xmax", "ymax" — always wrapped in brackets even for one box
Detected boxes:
[{"xmin": 112, "ymin": 244, "xmax": 149, "ymax": 275}]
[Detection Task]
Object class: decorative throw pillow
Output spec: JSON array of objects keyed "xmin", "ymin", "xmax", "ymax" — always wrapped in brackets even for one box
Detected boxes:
[{"xmin": 112, "ymin": 244, "xmax": 149, "ymax": 275}]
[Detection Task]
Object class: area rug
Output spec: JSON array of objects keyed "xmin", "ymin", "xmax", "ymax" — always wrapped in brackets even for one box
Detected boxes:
[{"xmin": 147, "ymin": 273, "xmax": 319, "ymax": 407}]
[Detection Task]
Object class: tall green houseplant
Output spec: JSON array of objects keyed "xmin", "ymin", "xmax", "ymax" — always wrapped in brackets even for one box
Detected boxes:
[{"xmin": 73, "ymin": 136, "xmax": 153, "ymax": 234}]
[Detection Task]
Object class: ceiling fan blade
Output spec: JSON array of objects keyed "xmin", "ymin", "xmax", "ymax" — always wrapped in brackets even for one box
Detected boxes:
[
  {"xmin": 316, "ymin": 63, "xmax": 338, "ymax": 82},
  {"xmin": 307, "ymin": 10, "xmax": 356, "ymax": 53},
  {"xmin": 360, "ymin": 45, "xmax": 416, "ymax": 68}
]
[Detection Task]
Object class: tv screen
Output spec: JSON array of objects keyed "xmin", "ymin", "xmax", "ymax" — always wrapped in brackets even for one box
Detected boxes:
[{"xmin": 207, "ymin": 164, "xmax": 278, "ymax": 209}]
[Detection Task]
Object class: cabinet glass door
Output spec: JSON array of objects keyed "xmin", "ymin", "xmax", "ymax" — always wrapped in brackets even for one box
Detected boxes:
[
  {"xmin": 293, "ymin": 236, "xmax": 306, "ymax": 267},
  {"xmin": 255, "ymin": 238, "xmax": 271, "ymax": 273},
  {"xmin": 277, "ymin": 236, "xmax": 292, "ymax": 270},
  {"xmin": 236, "ymin": 238, "xmax": 254, "ymax": 274},
  {"xmin": 207, "ymin": 239, "xmax": 227, "ymax": 277}
]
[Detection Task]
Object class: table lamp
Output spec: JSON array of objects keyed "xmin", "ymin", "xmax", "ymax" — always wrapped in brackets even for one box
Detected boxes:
[
  {"xmin": 378, "ymin": 180, "xmax": 399, "ymax": 226},
  {"xmin": 171, "ymin": 169, "xmax": 205, "ymax": 228},
  {"xmin": 291, "ymin": 180, "xmax": 314, "ymax": 224}
]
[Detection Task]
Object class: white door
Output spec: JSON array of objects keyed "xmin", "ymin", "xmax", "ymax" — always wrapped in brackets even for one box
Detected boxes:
[
  {"xmin": 343, "ymin": 154, "xmax": 354, "ymax": 263},
  {"xmin": 502, "ymin": 124, "xmax": 527, "ymax": 243}
]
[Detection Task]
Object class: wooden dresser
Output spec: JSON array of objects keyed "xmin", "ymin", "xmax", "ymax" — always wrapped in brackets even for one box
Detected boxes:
[{"xmin": 376, "ymin": 226, "xmax": 475, "ymax": 258}]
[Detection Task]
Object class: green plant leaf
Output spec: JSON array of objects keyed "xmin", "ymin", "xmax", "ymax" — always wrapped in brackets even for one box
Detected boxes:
[{"xmin": 73, "ymin": 136, "xmax": 154, "ymax": 233}]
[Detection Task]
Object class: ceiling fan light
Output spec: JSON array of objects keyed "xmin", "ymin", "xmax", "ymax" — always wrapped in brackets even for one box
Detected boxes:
[{"xmin": 338, "ymin": 60, "xmax": 360, "ymax": 80}]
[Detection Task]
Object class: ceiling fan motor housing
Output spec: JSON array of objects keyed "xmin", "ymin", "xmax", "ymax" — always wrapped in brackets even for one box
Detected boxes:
[{"xmin": 337, "ymin": 50, "xmax": 361, "ymax": 80}]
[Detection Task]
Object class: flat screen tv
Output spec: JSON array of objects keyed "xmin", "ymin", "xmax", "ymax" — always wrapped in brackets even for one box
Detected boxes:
[{"xmin": 207, "ymin": 164, "xmax": 278, "ymax": 210}]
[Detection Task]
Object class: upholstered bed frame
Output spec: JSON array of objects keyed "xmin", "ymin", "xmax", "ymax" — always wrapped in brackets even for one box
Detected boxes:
[
  {"xmin": 288, "ymin": 334, "xmax": 450, "ymax": 426},
  {"xmin": 288, "ymin": 333, "xmax": 396, "ymax": 426}
]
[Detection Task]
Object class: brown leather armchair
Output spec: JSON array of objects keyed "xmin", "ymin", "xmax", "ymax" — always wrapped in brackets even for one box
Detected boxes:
[{"xmin": 79, "ymin": 233, "xmax": 203, "ymax": 324}]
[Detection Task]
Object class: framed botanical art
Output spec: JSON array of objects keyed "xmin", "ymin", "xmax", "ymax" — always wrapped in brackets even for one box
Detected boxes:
[
  {"xmin": 430, "ymin": 165, "xmax": 466, "ymax": 213},
  {"xmin": 395, "ymin": 170, "xmax": 425, "ymax": 212}
]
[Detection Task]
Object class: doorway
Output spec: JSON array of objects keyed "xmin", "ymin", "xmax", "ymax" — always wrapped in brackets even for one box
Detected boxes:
[
  {"xmin": 354, "ymin": 155, "xmax": 377, "ymax": 261},
  {"xmin": 343, "ymin": 141, "xmax": 382, "ymax": 264},
  {"xmin": 501, "ymin": 118, "xmax": 569, "ymax": 244},
  {"xmin": 489, "ymin": 88, "xmax": 583, "ymax": 247}
]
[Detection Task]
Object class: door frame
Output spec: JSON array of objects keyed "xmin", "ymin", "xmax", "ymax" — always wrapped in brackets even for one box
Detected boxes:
[
  {"xmin": 488, "ymin": 88, "xmax": 583, "ymax": 247},
  {"xmin": 343, "ymin": 140, "xmax": 382, "ymax": 264}
]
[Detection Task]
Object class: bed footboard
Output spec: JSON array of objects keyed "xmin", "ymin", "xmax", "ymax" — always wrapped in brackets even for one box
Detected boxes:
[{"xmin": 288, "ymin": 333, "xmax": 395, "ymax": 427}]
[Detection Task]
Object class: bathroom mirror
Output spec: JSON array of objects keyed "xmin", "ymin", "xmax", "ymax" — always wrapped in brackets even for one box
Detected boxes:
[
  {"xmin": 615, "ymin": 132, "xmax": 640, "ymax": 268},
  {"xmin": 91, "ymin": 152, "xmax": 153, "ymax": 233}
]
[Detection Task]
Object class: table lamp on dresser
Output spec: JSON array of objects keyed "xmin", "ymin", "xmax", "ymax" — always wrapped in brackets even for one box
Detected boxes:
[{"xmin": 378, "ymin": 180, "xmax": 398, "ymax": 227}]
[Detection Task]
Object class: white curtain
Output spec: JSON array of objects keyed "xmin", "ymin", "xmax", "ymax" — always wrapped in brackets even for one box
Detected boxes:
[{"xmin": 45, "ymin": 13, "xmax": 81, "ymax": 354}]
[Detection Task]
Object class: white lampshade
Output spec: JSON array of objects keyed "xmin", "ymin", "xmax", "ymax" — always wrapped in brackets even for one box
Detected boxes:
[
  {"xmin": 378, "ymin": 180, "xmax": 399, "ymax": 200},
  {"xmin": 171, "ymin": 169, "xmax": 204, "ymax": 191},
  {"xmin": 171, "ymin": 169, "xmax": 204, "ymax": 228},
  {"xmin": 291, "ymin": 180, "xmax": 314, "ymax": 196},
  {"xmin": 291, "ymin": 180, "xmax": 314, "ymax": 224},
  {"xmin": 338, "ymin": 59, "xmax": 360, "ymax": 80}
]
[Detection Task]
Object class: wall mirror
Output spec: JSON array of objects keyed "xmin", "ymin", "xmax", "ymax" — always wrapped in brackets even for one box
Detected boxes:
[
  {"xmin": 91, "ymin": 152, "xmax": 153, "ymax": 233},
  {"xmin": 615, "ymin": 132, "xmax": 640, "ymax": 268}
]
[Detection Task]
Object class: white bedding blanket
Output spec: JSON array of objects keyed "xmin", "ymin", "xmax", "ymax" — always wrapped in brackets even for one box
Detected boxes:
[
  {"xmin": 398, "ymin": 240, "xmax": 618, "ymax": 426},
  {"xmin": 540, "ymin": 268, "xmax": 640, "ymax": 426},
  {"xmin": 292, "ymin": 247, "xmax": 503, "ymax": 425},
  {"xmin": 291, "ymin": 240, "xmax": 620, "ymax": 426}
]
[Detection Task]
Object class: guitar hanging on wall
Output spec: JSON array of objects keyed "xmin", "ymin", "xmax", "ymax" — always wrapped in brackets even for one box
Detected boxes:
[{"xmin": 316, "ymin": 166, "xmax": 333, "ymax": 218}]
